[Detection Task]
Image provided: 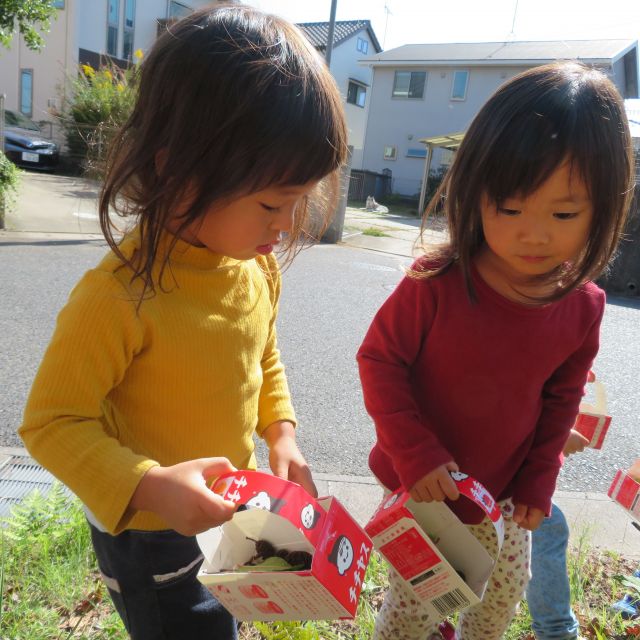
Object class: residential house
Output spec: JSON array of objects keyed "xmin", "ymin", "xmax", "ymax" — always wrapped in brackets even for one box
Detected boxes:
[
  {"xmin": 298, "ymin": 20, "xmax": 382, "ymax": 170},
  {"xmin": 359, "ymin": 40, "xmax": 639, "ymax": 199},
  {"xmin": 0, "ymin": 0, "xmax": 213, "ymax": 145}
]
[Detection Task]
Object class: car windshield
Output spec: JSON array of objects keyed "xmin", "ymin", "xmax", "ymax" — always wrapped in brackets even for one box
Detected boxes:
[{"xmin": 4, "ymin": 110, "xmax": 40, "ymax": 131}]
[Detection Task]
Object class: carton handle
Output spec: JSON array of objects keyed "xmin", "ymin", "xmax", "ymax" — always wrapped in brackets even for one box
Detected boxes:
[{"xmin": 448, "ymin": 472, "xmax": 505, "ymax": 547}]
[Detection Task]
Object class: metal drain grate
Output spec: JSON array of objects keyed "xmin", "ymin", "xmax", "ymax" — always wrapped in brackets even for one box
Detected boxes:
[{"xmin": 0, "ymin": 455, "xmax": 60, "ymax": 518}]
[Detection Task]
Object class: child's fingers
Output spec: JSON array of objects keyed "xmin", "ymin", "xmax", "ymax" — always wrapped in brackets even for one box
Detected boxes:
[
  {"xmin": 291, "ymin": 465, "xmax": 318, "ymax": 498},
  {"xmin": 441, "ymin": 475, "xmax": 460, "ymax": 501},
  {"xmin": 200, "ymin": 457, "xmax": 236, "ymax": 482},
  {"xmin": 425, "ymin": 479, "xmax": 445, "ymax": 501},
  {"xmin": 512, "ymin": 503, "xmax": 528, "ymax": 524},
  {"xmin": 409, "ymin": 484, "xmax": 433, "ymax": 503}
]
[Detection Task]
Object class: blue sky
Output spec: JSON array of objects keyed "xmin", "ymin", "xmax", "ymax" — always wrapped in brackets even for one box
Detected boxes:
[{"xmin": 249, "ymin": 0, "xmax": 640, "ymax": 51}]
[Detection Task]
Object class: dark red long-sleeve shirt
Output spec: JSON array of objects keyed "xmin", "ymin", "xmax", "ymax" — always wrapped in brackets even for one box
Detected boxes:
[{"xmin": 357, "ymin": 260, "xmax": 605, "ymax": 523}]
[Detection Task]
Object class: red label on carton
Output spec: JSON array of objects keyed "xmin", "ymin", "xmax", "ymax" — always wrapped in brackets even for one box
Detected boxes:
[
  {"xmin": 365, "ymin": 471, "xmax": 504, "ymax": 618},
  {"xmin": 380, "ymin": 529, "xmax": 440, "ymax": 580},
  {"xmin": 608, "ymin": 470, "xmax": 640, "ymax": 519}
]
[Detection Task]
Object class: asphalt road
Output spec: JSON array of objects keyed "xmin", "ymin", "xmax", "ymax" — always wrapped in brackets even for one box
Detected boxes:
[{"xmin": 1, "ymin": 237, "xmax": 639, "ymax": 492}]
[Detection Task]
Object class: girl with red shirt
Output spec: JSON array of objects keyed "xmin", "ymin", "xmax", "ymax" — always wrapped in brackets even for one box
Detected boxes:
[{"xmin": 358, "ymin": 62, "xmax": 634, "ymax": 640}]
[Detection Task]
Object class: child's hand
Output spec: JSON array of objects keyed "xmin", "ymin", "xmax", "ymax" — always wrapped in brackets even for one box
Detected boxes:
[
  {"xmin": 409, "ymin": 461, "xmax": 460, "ymax": 503},
  {"xmin": 129, "ymin": 457, "xmax": 237, "ymax": 536},
  {"xmin": 263, "ymin": 421, "xmax": 318, "ymax": 498},
  {"xmin": 513, "ymin": 504, "xmax": 545, "ymax": 530},
  {"xmin": 563, "ymin": 429, "xmax": 589, "ymax": 456},
  {"xmin": 628, "ymin": 459, "xmax": 640, "ymax": 482}
]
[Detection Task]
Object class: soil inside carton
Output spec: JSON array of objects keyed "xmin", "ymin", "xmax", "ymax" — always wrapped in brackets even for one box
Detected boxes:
[
  {"xmin": 196, "ymin": 470, "xmax": 373, "ymax": 621},
  {"xmin": 365, "ymin": 472, "xmax": 505, "ymax": 618}
]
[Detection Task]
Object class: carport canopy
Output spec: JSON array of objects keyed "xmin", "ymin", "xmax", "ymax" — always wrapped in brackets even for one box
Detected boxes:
[{"xmin": 417, "ymin": 131, "xmax": 465, "ymax": 213}]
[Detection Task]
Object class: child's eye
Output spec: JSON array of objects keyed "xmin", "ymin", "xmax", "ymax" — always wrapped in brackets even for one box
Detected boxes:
[
  {"xmin": 553, "ymin": 212, "xmax": 578, "ymax": 220},
  {"xmin": 260, "ymin": 203, "xmax": 280, "ymax": 212},
  {"xmin": 497, "ymin": 207, "xmax": 520, "ymax": 216}
]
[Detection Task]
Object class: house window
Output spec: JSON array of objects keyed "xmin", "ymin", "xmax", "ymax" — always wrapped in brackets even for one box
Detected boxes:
[
  {"xmin": 123, "ymin": 0, "xmax": 135, "ymax": 60},
  {"xmin": 20, "ymin": 69, "xmax": 33, "ymax": 117},
  {"xmin": 169, "ymin": 1, "xmax": 192, "ymax": 18},
  {"xmin": 392, "ymin": 71, "xmax": 426, "ymax": 99},
  {"xmin": 347, "ymin": 81, "xmax": 366, "ymax": 108},
  {"xmin": 107, "ymin": 0, "xmax": 119, "ymax": 57},
  {"xmin": 383, "ymin": 145, "xmax": 397, "ymax": 160},
  {"xmin": 52, "ymin": 0, "xmax": 65, "ymax": 8},
  {"xmin": 356, "ymin": 37, "xmax": 368, "ymax": 54},
  {"xmin": 451, "ymin": 70, "xmax": 469, "ymax": 100}
]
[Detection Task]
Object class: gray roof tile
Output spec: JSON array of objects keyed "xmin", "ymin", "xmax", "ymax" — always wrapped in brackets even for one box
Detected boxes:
[
  {"xmin": 362, "ymin": 39, "xmax": 637, "ymax": 65},
  {"xmin": 297, "ymin": 20, "xmax": 382, "ymax": 53}
]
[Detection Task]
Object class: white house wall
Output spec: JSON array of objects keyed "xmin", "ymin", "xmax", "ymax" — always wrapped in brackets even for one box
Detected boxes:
[
  {"xmin": 0, "ymin": 0, "xmax": 77, "ymax": 145},
  {"xmin": 0, "ymin": 0, "xmax": 215, "ymax": 147},
  {"xmin": 328, "ymin": 31, "xmax": 376, "ymax": 170},
  {"xmin": 362, "ymin": 65, "xmax": 525, "ymax": 196}
]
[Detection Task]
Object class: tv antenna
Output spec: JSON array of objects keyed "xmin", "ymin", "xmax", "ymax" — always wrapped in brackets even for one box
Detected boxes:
[
  {"xmin": 383, "ymin": 2, "xmax": 393, "ymax": 50},
  {"xmin": 508, "ymin": 0, "xmax": 519, "ymax": 39}
]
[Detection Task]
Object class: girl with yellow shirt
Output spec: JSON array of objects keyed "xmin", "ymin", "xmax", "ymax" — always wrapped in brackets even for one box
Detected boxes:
[{"xmin": 19, "ymin": 6, "xmax": 348, "ymax": 639}]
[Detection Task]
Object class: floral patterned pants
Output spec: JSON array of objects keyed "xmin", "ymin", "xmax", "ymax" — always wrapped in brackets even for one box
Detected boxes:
[{"xmin": 373, "ymin": 502, "xmax": 531, "ymax": 640}]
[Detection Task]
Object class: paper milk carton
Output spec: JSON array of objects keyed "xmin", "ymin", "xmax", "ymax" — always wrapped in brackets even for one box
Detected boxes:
[
  {"xmin": 196, "ymin": 470, "xmax": 373, "ymax": 621},
  {"xmin": 573, "ymin": 373, "xmax": 612, "ymax": 449},
  {"xmin": 365, "ymin": 472, "xmax": 504, "ymax": 618},
  {"xmin": 608, "ymin": 470, "xmax": 640, "ymax": 521}
]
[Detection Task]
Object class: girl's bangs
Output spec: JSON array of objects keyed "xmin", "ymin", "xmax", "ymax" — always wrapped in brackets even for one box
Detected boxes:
[{"xmin": 480, "ymin": 109, "xmax": 577, "ymax": 205}]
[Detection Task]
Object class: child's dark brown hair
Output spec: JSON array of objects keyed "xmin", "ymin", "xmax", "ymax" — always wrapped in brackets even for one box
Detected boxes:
[
  {"xmin": 99, "ymin": 3, "xmax": 348, "ymax": 294},
  {"xmin": 419, "ymin": 61, "xmax": 634, "ymax": 302}
]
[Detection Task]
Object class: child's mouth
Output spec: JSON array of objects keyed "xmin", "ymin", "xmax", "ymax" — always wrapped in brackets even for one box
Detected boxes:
[{"xmin": 256, "ymin": 244, "xmax": 275, "ymax": 255}]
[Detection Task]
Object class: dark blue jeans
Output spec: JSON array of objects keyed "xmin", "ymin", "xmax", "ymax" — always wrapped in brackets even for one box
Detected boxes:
[{"xmin": 89, "ymin": 522, "xmax": 237, "ymax": 640}]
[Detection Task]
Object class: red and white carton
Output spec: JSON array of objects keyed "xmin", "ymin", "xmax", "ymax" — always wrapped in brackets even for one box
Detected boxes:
[
  {"xmin": 608, "ymin": 470, "xmax": 640, "ymax": 520},
  {"xmin": 196, "ymin": 470, "xmax": 373, "ymax": 621},
  {"xmin": 573, "ymin": 374, "xmax": 612, "ymax": 449},
  {"xmin": 365, "ymin": 471, "xmax": 505, "ymax": 618}
]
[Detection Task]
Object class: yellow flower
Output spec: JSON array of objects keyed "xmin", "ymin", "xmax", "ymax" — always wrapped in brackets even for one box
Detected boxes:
[
  {"xmin": 103, "ymin": 69, "xmax": 113, "ymax": 80},
  {"xmin": 81, "ymin": 64, "xmax": 95, "ymax": 77},
  {"xmin": 134, "ymin": 48, "xmax": 144, "ymax": 60},
  {"xmin": 117, "ymin": 84, "xmax": 124, "ymax": 92}
]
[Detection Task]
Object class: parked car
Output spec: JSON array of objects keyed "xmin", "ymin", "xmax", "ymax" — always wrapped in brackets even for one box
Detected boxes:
[{"xmin": 2, "ymin": 110, "xmax": 59, "ymax": 169}]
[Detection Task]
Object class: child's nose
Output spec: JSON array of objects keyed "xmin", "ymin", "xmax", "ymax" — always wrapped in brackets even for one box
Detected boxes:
[
  {"xmin": 271, "ymin": 206, "xmax": 295, "ymax": 232},
  {"xmin": 519, "ymin": 218, "xmax": 550, "ymax": 244}
]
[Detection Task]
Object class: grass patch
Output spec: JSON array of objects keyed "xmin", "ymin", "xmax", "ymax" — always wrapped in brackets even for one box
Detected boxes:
[
  {"xmin": 361, "ymin": 227, "xmax": 389, "ymax": 237},
  {"xmin": 2, "ymin": 486, "xmax": 638, "ymax": 639}
]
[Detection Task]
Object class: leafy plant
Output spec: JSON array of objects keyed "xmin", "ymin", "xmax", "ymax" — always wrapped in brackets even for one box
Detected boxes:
[
  {"xmin": 0, "ymin": 149, "xmax": 20, "ymax": 228},
  {"xmin": 58, "ymin": 51, "xmax": 142, "ymax": 175},
  {"xmin": 0, "ymin": 483, "xmax": 126, "ymax": 639},
  {"xmin": 0, "ymin": 0, "xmax": 58, "ymax": 51}
]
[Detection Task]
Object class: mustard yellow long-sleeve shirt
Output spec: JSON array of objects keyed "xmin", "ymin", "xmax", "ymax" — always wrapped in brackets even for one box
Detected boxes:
[{"xmin": 19, "ymin": 231, "xmax": 295, "ymax": 534}]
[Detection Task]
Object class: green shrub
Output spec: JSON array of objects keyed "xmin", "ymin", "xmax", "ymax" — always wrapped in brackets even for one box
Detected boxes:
[
  {"xmin": 0, "ymin": 149, "xmax": 20, "ymax": 227},
  {"xmin": 59, "ymin": 51, "xmax": 142, "ymax": 176}
]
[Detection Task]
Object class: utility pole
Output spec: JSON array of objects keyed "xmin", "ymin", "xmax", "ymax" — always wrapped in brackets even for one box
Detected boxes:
[{"xmin": 325, "ymin": 0, "xmax": 338, "ymax": 68}]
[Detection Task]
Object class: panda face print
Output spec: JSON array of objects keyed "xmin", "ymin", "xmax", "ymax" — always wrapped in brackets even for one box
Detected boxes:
[
  {"xmin": 245, "ymin": 491, "xmax": 272, "ymax": 510},
  {"xmin": 449, "ymin": 471, "xmax": 469, "ymax": 482},
  {"xmin": 242, "ymin": 491, "xmax": 286, "ymax": 513},
  {"xmin": 328, "ymin": 535, "xmax": 354, "ymax": 576},
  {"xmin": 300, "ymin": 503, "xmax": 321, "ymax": 529}
]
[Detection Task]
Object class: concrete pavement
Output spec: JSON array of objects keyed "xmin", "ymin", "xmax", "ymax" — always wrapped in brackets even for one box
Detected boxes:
[{"xmin": 2, "ymin": 172, "xmax": 640, "ymax": 558}]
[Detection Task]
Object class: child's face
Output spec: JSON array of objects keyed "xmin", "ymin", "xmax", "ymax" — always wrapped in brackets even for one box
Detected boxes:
[
  {"xmin": 479, "ymin": 161, "xmax": 593, "ymax": 282},
  {"xmin": 174, "ymin": 180, "xmax": 319, "ymax": 260}
]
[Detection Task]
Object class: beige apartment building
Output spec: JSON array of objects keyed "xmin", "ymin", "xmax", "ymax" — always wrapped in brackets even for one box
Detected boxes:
[{"xmin": 0, "ymin": 0, "xmax": 212, "ymax": 145}]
